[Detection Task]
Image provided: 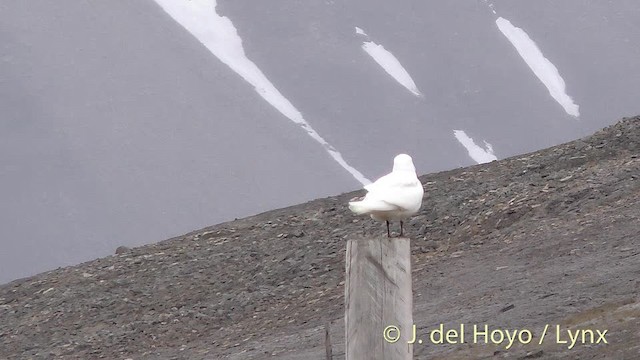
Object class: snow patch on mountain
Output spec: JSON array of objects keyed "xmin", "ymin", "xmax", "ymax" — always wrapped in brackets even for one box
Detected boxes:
[
  {"xmin": 496, "ymin": 17, "xmax": 580, "ymax": 117},
  {"xmin": 481, "ymin": 0, "xmax": 498, "ymax": 15},
  {"xmin": 453, "ymin": 130, "xmax": 498, "ymax": 164},
  {"xmin": 153, "ymin": 0, "xmax": 370, "ymax": 185},
  {"xmin": 359, "ymin": 36, "xmax": 422, "ymax": 97}
]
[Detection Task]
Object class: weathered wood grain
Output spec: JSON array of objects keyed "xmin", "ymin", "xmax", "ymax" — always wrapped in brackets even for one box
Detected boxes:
[{"xmin": 345, "ymin": 236, "xmax": 413, "ymax": 359}]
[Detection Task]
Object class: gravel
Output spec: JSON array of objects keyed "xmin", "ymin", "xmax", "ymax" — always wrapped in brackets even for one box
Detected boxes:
[{"xmin": 1, "ymin": 116, "xmax": 638, "ymax": 359}]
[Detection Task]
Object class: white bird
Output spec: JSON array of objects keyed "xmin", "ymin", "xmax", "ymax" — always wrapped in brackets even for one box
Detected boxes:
[{"xmin": 348, "ymin": 154, "xmax": 424, "ymax": 237}]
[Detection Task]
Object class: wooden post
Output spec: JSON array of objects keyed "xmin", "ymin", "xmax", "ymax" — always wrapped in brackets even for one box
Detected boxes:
[
  {"xmin": 325, "ymin": 322, "xmax": 332, "ymax": 359},
  {"xmin": 345, "ymin": 236, "xmax": 413, "ymax": 359}
]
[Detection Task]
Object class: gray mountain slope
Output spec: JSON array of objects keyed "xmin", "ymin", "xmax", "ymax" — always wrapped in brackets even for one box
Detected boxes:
[
  {"xmin": 1, "ymin": 1, "xmax": 357, "ymax": 283},
  {"xmin": 2, "ymin": 0, "xmax": 639, "ymax": 283}
]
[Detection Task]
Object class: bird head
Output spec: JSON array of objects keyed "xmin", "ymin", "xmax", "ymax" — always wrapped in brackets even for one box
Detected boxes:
[{"xmin": 392, "ymin": 154, "xmax": 416, "ymax": 173}]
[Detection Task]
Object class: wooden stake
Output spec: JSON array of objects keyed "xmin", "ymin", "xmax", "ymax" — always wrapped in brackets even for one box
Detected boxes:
[
  {"xmin": 325, "ymin": 322, "xmax": 332, "ymax": 359},
  {"xmin": 345, "ymin": 236, "xmax": 413, "ymax": 359}
]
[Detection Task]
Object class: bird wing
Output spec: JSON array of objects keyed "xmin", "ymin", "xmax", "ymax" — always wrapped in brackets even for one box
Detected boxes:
[
  {"xmin": 363, "ymin": 172, "xmax": 397, "ymax": 193},
  {"xmin": 365, "ymin": 173, "xmax": 423, "ymax": 211}
]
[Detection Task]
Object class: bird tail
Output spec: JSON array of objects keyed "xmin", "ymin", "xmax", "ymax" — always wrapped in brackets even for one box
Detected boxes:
[
  {"xmin": 349, "ymin": 198, "xmax": 398, "ymax": 214},
  {"xmin": 348, "ymin": 201, "xmax": 369, "ymax": 215}
]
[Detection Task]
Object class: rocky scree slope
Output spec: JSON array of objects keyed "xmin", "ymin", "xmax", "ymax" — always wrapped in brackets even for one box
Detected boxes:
[{"xmin": 0, "ymin": 116, "xmax": 638, "ymax": 359}]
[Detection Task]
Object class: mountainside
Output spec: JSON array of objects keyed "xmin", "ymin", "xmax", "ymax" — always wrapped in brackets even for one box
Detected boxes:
[
  {"xmin": 3, "ymin": 0, "xmax": 640, "ymax": 283},
  {"xmin": 1, "ymin": 116, "xmax": 638, "ymax": 359}
]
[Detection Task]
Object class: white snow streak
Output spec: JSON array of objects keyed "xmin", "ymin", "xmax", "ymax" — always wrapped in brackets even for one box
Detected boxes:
[
  {"xmin": 482, "ymin": 0, "xmax": 497, "ymax": 14},
  {"xmin": 496, "ymin": 17, "xmax": 580, "ymax": 117},
  {"xmin": 361, "ymin": 40, "xmax": 422, "ymax": 97},
  {"xmin": 153, "ymin": 0, "xmax": 370, "ymax": 185},
  {"xmin": 453, "ymin": 130, "xmax": 497, "ymax": 164},
  {"xmin": 355, "ymin": 27, "xmax": 366, "ymax": 36}
]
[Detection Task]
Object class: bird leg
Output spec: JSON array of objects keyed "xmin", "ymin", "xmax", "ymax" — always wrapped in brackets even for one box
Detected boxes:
[
  {"xmin": 386, "ymin": 221, "xmax": 390, "ymax": 237},
  {"xmin": 400, "ymin": 220, "xmax": 404, "ymax": 237}
]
